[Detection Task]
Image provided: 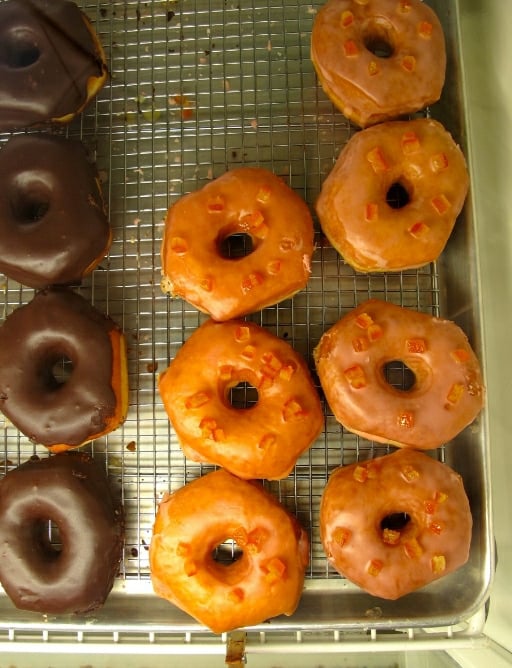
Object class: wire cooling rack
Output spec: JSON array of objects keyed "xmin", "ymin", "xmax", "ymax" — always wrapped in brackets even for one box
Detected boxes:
[{"xmin": 0, "ymin": 0, "xmax": 490, "ymax": 632}]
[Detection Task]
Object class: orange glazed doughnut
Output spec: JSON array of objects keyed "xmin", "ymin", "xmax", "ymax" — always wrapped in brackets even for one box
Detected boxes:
[
  {"xmin": 314, "ymin": 300, "xmax": 484, "ymax": 450},
  {"xmin": 161, "ymin": 167, "xmax": 315, "ymax": 321},
  {"xmin": 158, "ymin": 319, "xmax": 323, "ymax": 480},
  {"xmin": 320, "ymin": 449, "xmax": 472, "ymax": 599},
  {"xmin": 311, "ymin": 0, "xmax": 446, "ymax": 127},
  {"xmin": 149, "ymin": 469, "xmax": 309, "ymax": 633},
  {"xmin": 316, "ymin": 118, "xmax": 469, "ymax": 272}
]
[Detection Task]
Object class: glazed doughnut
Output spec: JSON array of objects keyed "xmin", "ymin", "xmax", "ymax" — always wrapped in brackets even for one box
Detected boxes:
[
  {"xmin": 316, "ymin": 119, "xmax": 469, "ymax": 272},
  {"xmin": 0, "ymin": 452, "xmax": 124, "ymax": 614},
  {"xmin": 311, "ymin": 0, "xmax": 446, "ymax": 127},
  {"xmin": 320, "ymin": 449, "xmax": 472, "ymax": 599},
  {"xmin": 0, "ymin": 0, "xmax": 108, "ymax": 132},
  {"xmin": 158, "ymin": 318, "xmax": 323, "ymax": 480},
  {"xmin": 149, "ymin": 469, "xmax": 309, "ymax": 633},
  {"xmin": 161, "ymin": 167, "xmax": 315, "ymax": 321},
  {"xmin": 314, "ymin": 300, "xmax": 484, "ymax": 449},
  {"xmin": 0, "ymin": 134, "xmax": 111, "ymax": 289},
  {"xmin": 0, "ymin": 288, "xmax": 128, "ymax": 452}
]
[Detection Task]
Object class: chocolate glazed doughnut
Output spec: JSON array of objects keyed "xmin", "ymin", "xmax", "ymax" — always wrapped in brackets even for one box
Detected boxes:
[
  {"xmin": 0, "ymin": 0, "xmax": 108, "ymax": 131},
  {"xmin": 0, "ymin": 452, "xmax": 124, "ymax": 614},
  {"xmin": 0, "ymin": 288, "xmax": 128, "ymax": 451},
  {"xmin": 0, "ymin": 134, "xmax": 111, "ymax": 289}
]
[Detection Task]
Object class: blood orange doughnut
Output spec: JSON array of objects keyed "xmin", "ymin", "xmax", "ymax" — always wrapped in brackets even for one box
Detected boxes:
[
  {"xmin": 311, "ymin": 0, "xmax": 446, "ymax": 127},
  {"xmin": 320, "ymin": 449, "xmax": 472, "ymax": 599},
  {"xmin": 314, "ymin": 300, "xmax": 484, "ymax": 449},
  {"xmin": 161, "ymin": 167, "xmax": 315, "ymax": 321},
  {"xmin": 316, "ymin": 118, "xmax": 469, "ymax": 272},
  {"xmin": 149, "ymin": 469, "xmax": 309, "ymax": 633},
  {"xmin": 159, "ymin": 318, "xmax": 323, "ymax": 480}
]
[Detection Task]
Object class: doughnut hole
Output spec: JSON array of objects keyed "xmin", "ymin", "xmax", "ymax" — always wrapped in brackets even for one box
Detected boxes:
[
  {"xmin": 1, "ymin": 30, "xmax": 41, "ymax": 69},
  {"xmin": 229, "ymin": 381, "xmax": 259, "ymax": 409},
  {"xmin": 212, "ymin": 538, "xmax": 243, "ymax": 566},
  {"xmin": 208, "ymin": 534, "xmax": 250, "ymax": 585},
  {"xmin": 362, "ymin": 20, "xmax": 395, "ymax": 59},
  {"xmin": 383, "ymin": 360, "xmax": 416, "ymax": 392},
  {"xmin": 33, "ymin": 518, "xmax": 63, "ymax": 561},
  {"xmin": 10, "ymin": 177, "xmax": 52, "ymax": 226},
  {"xmin": 219, "ymin": 232, "xmax": 254, "ymax": 259},
  {"xmin": 386, "ymin": 181, "xmax": 411, "ymax": 210},
  {"xmin": 380, "ymin": 512, "xmax": 413, "ymax": 546},
  {"xmin": 37, "ymin": 351, "xmax": 74, "ymax": 392}
]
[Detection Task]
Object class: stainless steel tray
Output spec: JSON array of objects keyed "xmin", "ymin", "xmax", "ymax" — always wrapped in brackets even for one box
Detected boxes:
[{"xmin": 0, "ymin": 0, "xmax": 493, "ymax": 639}]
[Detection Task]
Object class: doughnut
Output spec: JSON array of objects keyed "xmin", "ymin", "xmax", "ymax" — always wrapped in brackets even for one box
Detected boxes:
[
  {"xmin": 311, "ymin": 0, "xmax": 446, "ymax": 127},
  {"xmin": 0, "ymin": 452, "xmax": 124, "ymax": 614},
  {"xmin": 0, "ymin": 287, "xmax": 128, "ymax": 452},
  {"xmin": 316, "ymin": 118, "xmax": 469, "ymax": 272},
  {"xmin": 149, "ymin": 469, "xmax": 309, "ymax": 633},
  {"xmin": 320, "ymin": 449, "xmax": 472, "ymax": 599},
  {"xmin": 161, "ymin": 167, "xmax": 315, "ymax": 321},
  {"xmin": 158, "ymin": 318, "xmax": 323, "ymax": 480},
  {"xmin": 314, "ymin": 300, "xmax": 484, "ymax": 450},
  {"xmin": 0, "ymin": 134, "xmax": 111, "ymax": 289},
  {"xmin": 0, "ymin": 0, "xmax": 108, "ymax": 132}
]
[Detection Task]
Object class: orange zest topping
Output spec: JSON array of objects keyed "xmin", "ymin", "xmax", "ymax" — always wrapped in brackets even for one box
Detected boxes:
[
  {"xmin": 403, "ymin": 538, "xmax": 423, "ymax": 559},
  {"xmin": 429, "ymin": 522, "xmax": 443, "ymax": 535},
  {"xmin": 366, "ymin": 147, "xmax": 390, "ymax": 173},
  {"xmin": 199, "ymin": 276, "xmax": 213, "ymax": 292},
  {"xmin": 367, "ymin": 559, "xmax": 383, "ymax": 576},
  {"xmin": 382, "ymin": 528, "xmax": 401, "ymax": 546},
  {"xmin": 424, "ymin": 500, "xmax": 437, "ymax": 514},
  {"xmin": 401, "ymin": 55, "xmax": 416, "ymax": 72},
  {"xmin": 431, "ymin": 194, "xmax": 451, "ymax": 215},
  {"xmin": 185, "ymin": 391, "xmax": 211, "ymax": 409},
  {"xmin": 279, "ymin": 362, "xmax": 297, "ymax": 381},
  {"xmin": 355, "ymin": 312, "xmax": 374, "ymax": 329},
  {"xmin": 282, "ymin": 398, "xmax": 307, "ymax": 421},
  {"xmin": 398, "ymin": 411, "xmax": 415, "ymax": 429},
  {"xmin": 368, "ymin": 60, "xmax": 380, "ymax": 76},
  {"xmin": 434, "ymin": 491, "xmax": 448, "ymax": 504},
  {"xmin": 419, "ymin": 21, "xmax": 434, "ymax": 38},
  {"xmin": 332, "ymin": 526, "xmax": 352, "ymax": 547},
  {"xmin": 344, "ymin": 364, "xmax": 367, "ymax": 389},
  {"xmin": 401, "ymin": 131, "xmax": 421, "ymax": 155},
  {"xmin": 352, "ymin": 336, "xmax": 369, "ymax": 353},
  {"xmin": 228, "ymin": 587, "xmax": 245, "ymax": 603},
  {"xmin": 241, "ymin": 271, "xmax": 264, "ymax": 293},
  {"xmin": 341, "ymin": 10, "xmax": 354, "ymax": 27},
  {"xmin": 430, "ymin": 152, "xmax": 449, "ymax": 173},
  {"xmin": 451, "ymin": 348, "xmax": 471, "ymax": 364},
  {"xmin": 267, "ymin": 259, "xmax": 281, "ymax": 275},
  {"xmin": 256, "ymin": 185, "xmax": 271, "ymax": 203},
  {"xmin": 367, "ymin": 323, "xmax": 383, "ymax": 342},
  {"xmin": 232, "ymin": 526, "xmax": 248, "ymax": 546},
  {"xmin": 431, "ymin": 555, "xmax": 446, "ymax": 574},
  {"xmin": 247, "ymin": 527, "xmax": 269, "ymax": 553},
  {"xmin": 353, "ymin": 464, "xmax": 368, "ymax": 483},
  {"xmin": 408, "ymin": 221, "xmax": 430, "ymax": 238},
  {"xmin": 261, "ymin": 556, "xmax": 287, "ymax": 582},
  {"xmin": 170, "ymin": 236, "xmax": 188, "ymax": 254},
  {"xmin": 259, "ymin": 433, "xmax": 277, "ymax": 450},
  {"xmin": 343, "ymin": 39, "xmax": 359, "ymax": 57},
  {"xmin": 240, "ymin": 210, "xmax": 264, "ymax": 229},
  {"xmin": 447, "ymin": 382, "xmax": 465, "ymax": 404},
  {"xmin": 219, "ymin": 364, "xmax": 234, "ymax": 381},
  {"xmin": 364, "ymin": 202, "xmax": 379, "ymax": 223},
  {"xmin": 280, "ymin": 237, "xmax": 297, "ymax": 252},
  {"xmin": 406, "ymin": 338, "xmax": 427, "ymax": 354},
  {"xmin": 241, "ymin": 344, "xmax": 256, "ymax": 360},
  {"xmin": 207, "ymin": 195, "xmax": 225, "ymax": 213},
  {"xmin": 200, "ymin": 417, "xmax": 225, "ymax": 442},
  {"xmin": 401, "ymin": 465, "xmax": 420, "ymax": 482},
  {"xmin": 235, "ymin": 325, "xmax": 251, "ymax": 343},
  {"xmin": 262, "ymin": 351, "xmax": 283, "ymax": 371}
]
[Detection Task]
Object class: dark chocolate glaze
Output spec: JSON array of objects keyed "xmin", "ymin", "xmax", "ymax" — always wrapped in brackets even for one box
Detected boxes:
[
  {"xmin": 0, "ymin": 134, "xmax": 111, "ymax": 289},
  {"xmin": 0, "ymin": 452, "xmax": 124, "ymax": 615},
  {"xmin": 0, "ymin": 287, "xmax": 122, "ymax": 446},
  {"xmin": 0, "ymin": 0, "xmax": 107, "ymax": 131}
]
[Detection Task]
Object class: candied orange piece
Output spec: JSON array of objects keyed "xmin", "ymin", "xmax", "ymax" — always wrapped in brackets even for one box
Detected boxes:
[
  {"xmin": 401, "ymin": 131, "xmax": 421, "ymax": 155},
  {"xmin": 431, "ymin": 555, "xmax": 446, "ymax": 574},
  {"xmin": 397, "ymin": 411, "xmax": 415, "ymax": 429},
  {"xmin": 403, "ymin": 538, "xmax": 423, "ymax": 559},
  {"xmin": 352, "ymin": 336, "xmax": 369, "ymax": 353},
  {"xmin": 341, "ymin": 9, "xmax": 354, "ymax": 27},
  {"xmin": 367, "ymin": 559, "xmax": 383, "ymax": 576},
  {"xmin": 176, "ymin": 542, "xmax": 191, "ymax": 557},
  {"xmin": 434, "ymin": 491, "xmax": 448, "ymax": 504},
  {"xmin": 279, "ymin": 363, "xmax": 297, "ymax": 381},
  {"xmin": 353, "ymin": 464, "xmax": 368, "ymax": 483},
  {"xmin": 258, "ymin": 434, "xmax": 277, "ymax": 453},
  {"xmin": 219, "ymin": 364, "xmax": 234, "ymax": 381},
  {"xmin": 382, "ymin": 528, "xmax": 401, "ymax": 546},
  {"xmin": 262, "ymin": 352, "xmax": 282, "ymax": 371},
  {"xmin": 200, "ymin": 417, "xmax": 224, "ymax": 442},
  {"xmin": 430, "ymin": 152, "xmax": 449, "ymax": 173},
  {"xmin": 232, "ymin": 526, "xmax": 249, "ymax": 547},
  {"xmin": 431, "ymin": 194, "xmax": 451, "ymax": 215},
  {"xmin": 424, "ymin": 499, "xmax": 437, "ymax": 514},
  {"xmin": 366, "ymin": 147, "xmax": 390, "ymax": 173},
  {"xmin": 170, "ymin": 236, "xmax": 188, "ymax": 254},
  {"xmin": 199, "ymin": 276, "xmax": 213, "ymax": 292},
  {"xmin": 343, "ymin": 39, "xmax": 359, "ymax": 57},
  {"xmin": 429, "ymin": 522, "xmax": 443, "ymax": 535},
  {"xmin": 447, "ymin": 382, "xmax": 465, "ymax": 405},
  {"xmin": 406, "ymin": 338, "xmax": 427, "ymax": 354},
  {"xmin": 256, "ymin": 185, "xmax": 271, "ymax": 203},
  {"xmin": 367, "ymin": 323, "xmax": 383, "ymax": 342},
  {"xmin": 401, "ymin": 464, "xmax": 420, "ymax": 481},
  {"xmin": 247, "ymin": 527, "xmax": 269, "ymax": 553},
  {"xmin": 228, "ymin": 587, "xmax": 245, "ymax": 603},
  {"xmin": 185, "ymin": 391, "xmax": 211, "ymax": 409},
  {"xmin": 401, "ymin": 55, "xmax": 416, "ymax": 72},
  {"xmin": 344, "ymin": 365, "xmax": 367, "ymax": 389},
  {"xmin": 267, "ymin": 259, "xmax": 281, "ymax": 275},
  {"xmin": 419, "ymin": 21, "xmax": 433, "ymax": 38},
  {"xmin": 235, "ymin": 325, "xmax": 251, "ymax": 343},
  {"xmin": 261, "ymin": 557, "xmax": 287, "ymax": 582},
  {"xmin": 241, "ymin": 344, "xmax": 256, "ymax": 360},
  {"xmin": 368, "ymin": 60, "xmax": 380, "ymax": 76},
  {"xmin": 241, "ymin": 272, "xmax": 264, "ymax": 293},
  {"xmin": 451, "ymin": 348, "xmax": 471, "ymax": 364},
  {"xmin": 332, "ymin": 526, "xmax": 351, "ymax": 547},
  {"xmin": 184, "ymin": 560, "xmax": 197, "ymax": 576},
  {"xmin": 283, "ymin": 398, "xmax": 306, "ymax": 421},
  {"xmin": 207, "ymin": 195, "xmax": 225, "ymax": 212},
  {"xmin": 355, "ymin": 312, "xmax": 374, "ymax": 329},
  {"xmin": 364, "ymin": 202, "xmax": 379, "ymax": 222},
  {"xmin": 408, "ymin": 221, "xmax": 430, "ymax": 238}
]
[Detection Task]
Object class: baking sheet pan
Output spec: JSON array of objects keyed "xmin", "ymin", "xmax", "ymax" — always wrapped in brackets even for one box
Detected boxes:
[{"xmin": 0, "ymin": 0, "xmax": 493, "ymax": 634}]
